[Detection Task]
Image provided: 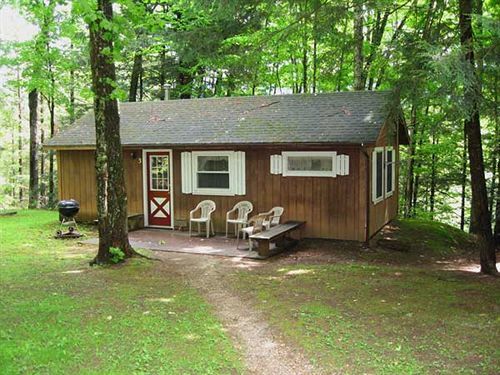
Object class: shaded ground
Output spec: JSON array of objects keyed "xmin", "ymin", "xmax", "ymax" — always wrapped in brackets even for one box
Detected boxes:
[
  {"xmin": 274, "ymin": 219, "xmax": 484, "ymax": 273},
  {"xmin": 151, "ymin": 218, "xmax": 499, "ymax": 374},
  {"xmin": 230, "ymin": 261, "xmax": 499, "ymax": 374},
  {"xmin": 221, "ymin": 220, "xmax": 500, "ymax": 374},
  {"xmin": 0, "ymin": 211, "xmax": 242, "ymax": 374},
  {"xmin": 2, "ymin": 211, "xmax": 499, "ymax": 374}
]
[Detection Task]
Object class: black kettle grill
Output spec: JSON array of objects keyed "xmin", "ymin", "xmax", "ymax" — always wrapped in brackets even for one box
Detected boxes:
[
  {"xmin": 58, "ymin": 199, "xmax": 80, "ymax": 219},
  {"xmin": 56, "ymin": 199, "xmax": 81, "ymax": 238}
]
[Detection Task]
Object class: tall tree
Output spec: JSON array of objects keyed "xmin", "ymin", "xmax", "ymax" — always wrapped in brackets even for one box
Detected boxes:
[
  {"xmin": 28, "ymin": 89, "xmax": 39, "ymax": 208},
  {"xmin": 458, "ymin": 0, "xmax": 497, "ymax": 274},
  {"xmin": 128, "ymin": 52, "xmax": 143, "ymax": 102},
  {"xmin": 88, "ymin": 0, "xmax": 135, "ymax": 264},
  {"xmin": 353, "ymin": 0, "xmax": 364, "ymax": 90},
  {"xmin": 16, "ymin": 70, "xmax": 24, "ymax": 203}
]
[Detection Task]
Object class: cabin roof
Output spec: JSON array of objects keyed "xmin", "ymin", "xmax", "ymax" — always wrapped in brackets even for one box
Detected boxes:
[{"xmin": 46, "ymin": 91, "xmax": 408, "ymax": 148}]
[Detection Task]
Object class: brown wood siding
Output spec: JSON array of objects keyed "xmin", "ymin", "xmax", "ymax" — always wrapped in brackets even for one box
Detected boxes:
[
  {"xmin": 57, "ymin": 145, "xmax": 376, "ymax": 241},
  {"xmin": 367, "ymin": 121, "xmax": 400, "ymax": 238},
  {"xmin": 57, "ymin": 149, "xmax": 143, "ymax": 221},
  {"xmin": 172, "ymin": 146, "xmax": 365, "ymax": 241}
]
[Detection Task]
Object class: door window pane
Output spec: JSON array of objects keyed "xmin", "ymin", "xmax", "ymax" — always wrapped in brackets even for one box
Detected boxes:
[{"xmin": 150, "ymin": 155, "xmax": 169, "ymax": 191}]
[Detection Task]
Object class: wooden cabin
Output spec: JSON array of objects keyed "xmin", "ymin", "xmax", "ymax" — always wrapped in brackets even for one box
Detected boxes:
[{"xmin": 45, "ymin": 91, "xmax": 409, "ymax": 242}]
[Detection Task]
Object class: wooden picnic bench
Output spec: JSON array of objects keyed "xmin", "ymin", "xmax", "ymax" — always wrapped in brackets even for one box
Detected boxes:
[{"xmin": 249, "ymin": 220, "xmax": 305, "ymax": 257}]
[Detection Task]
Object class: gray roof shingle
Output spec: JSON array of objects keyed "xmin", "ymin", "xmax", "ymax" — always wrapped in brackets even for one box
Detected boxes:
[{"xmin": 45, "ymin": 91, "xmax": 399, "ymax": 148}]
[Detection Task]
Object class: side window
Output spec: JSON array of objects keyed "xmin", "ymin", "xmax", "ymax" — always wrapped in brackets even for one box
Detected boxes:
[
  {"xmin": 372, "ymin": 148, "xmax": 384, "ymax": 204},
  {"xmin": 385, "ymin": 147, "xmax": 395, "ymax": 197}
]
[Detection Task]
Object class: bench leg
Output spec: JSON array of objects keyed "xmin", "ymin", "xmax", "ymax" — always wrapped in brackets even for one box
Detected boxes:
[{"xmin": 256, "ymin": 240, "xmax": 271, "ymax": 257}]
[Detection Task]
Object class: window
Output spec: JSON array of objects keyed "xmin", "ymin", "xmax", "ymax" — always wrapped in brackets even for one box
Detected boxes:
[
  {"xmin": 193, "ymin": 152, "xmax": 232, "ymax": 194},
  {"xmin": 372, "ymin": 147, "xmax": 384, "ymax": 204},
  {"xmin": 190, "ymin": 151, "xmax": 246, "ymax": 196},
  {"xmin": 149, "ymin": 155, "xmax": 169, "ymax": 191},
  {"xmin": 282, "ymin": 151, "xmax": 337, "ymax": 177},
  {"xmin": 197, "ymin": 155, "xmax": 230, "ymax": 189},
  {"xmin": 385, "ymin": 147, "xmax": 396, "ymax": 197}
]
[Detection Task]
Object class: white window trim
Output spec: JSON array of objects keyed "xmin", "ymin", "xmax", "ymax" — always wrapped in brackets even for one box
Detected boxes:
[
  {"xmin": 282, "ymin": 151, "xmax": 337, "ymax": 177},
  {"xmin": 372, "ymin": 147, "xmax": 385, "ymax": 204},
  {"xmin": 192, "ymin": 151, "xmax": 235, "ymax": 196},
  {"xmin": 385, "ymin": 146, "xmax": 396, "ymax": 197}
]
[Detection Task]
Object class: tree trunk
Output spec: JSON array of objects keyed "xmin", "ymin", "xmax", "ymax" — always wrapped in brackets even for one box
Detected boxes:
[
  {"xmin": 69, "ymin": 70, "xmax": 75, "ymax": 123},
  {"xmin": 311, "ymin": 3, "xmax": 318, "ymax": 94},
  {"xmin": 404, "ymin": 104, "xmax": 417, "ymax": 217},
  {"xmin": 493, "ymin": 76, "xmax": 500, "ymax": 245},
  {"xmin": 363, "ymin": 10, "xmax": 389, "ymax": 89},
  {"xmin": 89, "ymin": 0, "xmax": 135, "ymax": 264},
  {"xmin": 48, "ymin": 96, "xmax": 56, "ymax": 207},
  {"xmin": 40, "ymin": 97, "xmax": 45, "ymax": 201},
  {"xmin": 10, "ymin": 119, "xmax": 16, "ymax": 199},
  {"xmin": 159, "ymin": 46, "xmax": 166, "ymax": 100},
  {"xmin": 177, "ymin": 61, "xmax": 191, "ymax": 99},
  {"xmin": 301, "ymin": 20, "xmax": 308, "ymax": 94},
  {"xmin": 336, "ymin": 21, "xmax": 348, "ymax": 91},
  {"xmin": 28, "ymin": 89, "xmax": 39, "ymax": 209},
  {"xmin": 375, "ymin": 13, "xmax": 408, "ymax": 89},
  {"xmin": 411, "ymin": 105, "xmax": 428, "ymax": 216},
  {"xmin": 129, "ymin": 52, "xmax": 143, "ymax": 102},
  {"xmin": 458, "ymin": 0, "xmax": 497, "ymax": 274},
  {"xmin": 460, "ymin": 126, "xmax": 467, "ymax": 231},
  {"xmin": 17, "ymin": 70, "xmax": 23, "ymax": 203},
  {"xmin": 353, "ymin": 1, "xmax": 364, "ymax": 90},
  {"xmin": 495, "ymin": 155, "xmax": 500, "ymax": 246},
  {"xmin": 429, "ymin": 132, "xmax": 438, "ymax": 218}
]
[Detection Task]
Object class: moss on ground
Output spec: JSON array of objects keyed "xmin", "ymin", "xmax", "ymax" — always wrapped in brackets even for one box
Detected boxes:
[{"xmin": 376, "ymin": 218, "xmax": 477, "ymax": 257}]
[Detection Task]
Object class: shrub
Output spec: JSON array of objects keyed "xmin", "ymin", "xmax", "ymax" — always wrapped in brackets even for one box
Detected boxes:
[{"xmin": 109, "ymin": 247, "xmax": 125, "ymax": 264}]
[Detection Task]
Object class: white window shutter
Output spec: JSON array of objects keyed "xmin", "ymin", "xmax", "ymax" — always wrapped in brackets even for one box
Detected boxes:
[
  {"xmin": 181, "ymin": 152, "xmax": 192, "ymax": 194},
  {"xmin": 234, "ymin": 151, "xmax": 246, "ymax": 195},
  {"xmin": 343, "ymin": 155, "xmax": 349, "ymax": 175},
  {"xmin": 336, "ymin": 154, "xmax": 350, "ymax": 176},
  {"xmin": 270, "ymin": 154, "xmax": 283, "ymax": 174}
]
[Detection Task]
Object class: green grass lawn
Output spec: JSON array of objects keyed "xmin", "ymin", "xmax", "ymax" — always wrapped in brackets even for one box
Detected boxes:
[
  {"xmin": 233, "ymin": 260, "xmax": 499, "ymax": 374},
  {"xmin": 0, "ymin": 210, "xmax": 242, "ymax": 374}
]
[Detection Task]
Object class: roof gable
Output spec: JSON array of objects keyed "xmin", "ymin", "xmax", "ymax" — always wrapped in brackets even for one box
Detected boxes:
[{"xmin": 46, "ymin": 91, "xmax": 401, "ymax": 148}]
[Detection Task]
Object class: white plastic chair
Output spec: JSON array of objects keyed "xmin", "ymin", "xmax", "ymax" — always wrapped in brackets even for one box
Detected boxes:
[
  {"xmin": 226, "ymin": 201, "xmax": 253, "ymax": 238},
  {"xmin": 189, "ymin": 200, "xmax": 216, "ymax": 238},
  {"xmin": 260, "ymin": 207, "xmax": 284, "ymax": 230}
]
